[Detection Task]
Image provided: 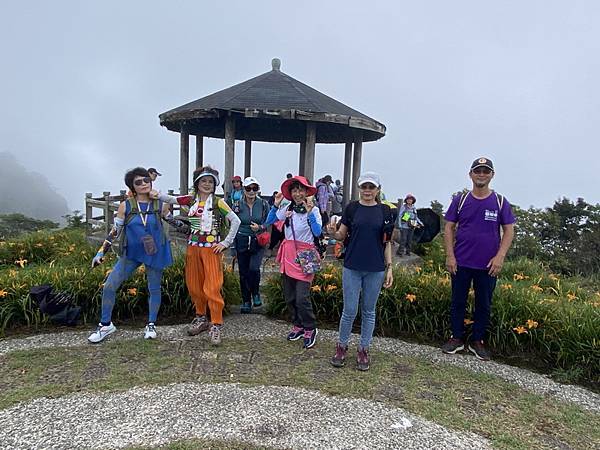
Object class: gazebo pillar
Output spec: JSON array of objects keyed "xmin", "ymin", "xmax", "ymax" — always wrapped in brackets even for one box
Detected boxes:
[
  {"xmin": 244, "ymin": 140, "xmax": 252, "ymax": 178},
  {"xmin": 179, "ymin": 127, "xmax": 190, "ymax": 195},
  {"xmin": 304, "ymin": 122, "xmax": 316, "ymax": 184},
  {"xmin": 195, "ymin": 135, "xmax": 204, "ymax": 169},
  {"xmin": 298, "ymin": 141, "xmax": 306, "ymax": 176},
  {"xmin": 343, "ymin": 141, "xmax": 353, "ymax": 206},
  {"xmin": 224, "ymin": 116, "xmax": 236, "ymax": 198},
  {"xmin": 351, "ymin": 134, "xmax": 363, "ymax": 200}
]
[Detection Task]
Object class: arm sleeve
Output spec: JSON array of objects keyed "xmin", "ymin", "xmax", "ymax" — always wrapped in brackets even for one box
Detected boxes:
[
  {"xmin": 157, "ymin": 192, "xmax": 193, "ymax": 206},
  {"xmin": 264, "ymin": 205, "xmax": 279, "ymax": 225},
  {"xmin": 275, "ymin": 204, "xmax": 287, "ymax": 221},
  {"xmin": 308, "ymin": 207, "xmax": 322, "ymax": 236}
]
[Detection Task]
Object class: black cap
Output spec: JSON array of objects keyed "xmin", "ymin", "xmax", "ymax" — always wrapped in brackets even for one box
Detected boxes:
[
  {"xmin": 148, "ymin": 167, "xmax": 162, "ymax": 176},
  {"xmin": 470, "ymin": 157, "xmax": 494, "ymax": 172}
]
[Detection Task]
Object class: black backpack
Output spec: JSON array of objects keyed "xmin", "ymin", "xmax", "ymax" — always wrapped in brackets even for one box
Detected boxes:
[
  {"xmin": 29, "ymin": 284, "xmax": 81, "ymax": 326},
  {"xmin": 336, "ymin": 201, "xmax": 394, "ymax": 259}
]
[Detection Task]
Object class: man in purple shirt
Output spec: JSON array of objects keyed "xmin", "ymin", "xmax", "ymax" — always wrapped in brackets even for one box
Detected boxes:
[{"xmin": 442, "ymin": 157, "xmax": 516, "ymax": 360}]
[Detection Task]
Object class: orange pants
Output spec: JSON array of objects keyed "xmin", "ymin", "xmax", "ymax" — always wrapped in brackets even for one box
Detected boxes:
[{"xmin": 185, "ymin": 246, "xmax": 224, "ymax": 325}]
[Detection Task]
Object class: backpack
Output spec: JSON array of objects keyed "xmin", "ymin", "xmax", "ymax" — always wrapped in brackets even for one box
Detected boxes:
[
  {"xmin": 117, "ymin": 198, "xmax": 166, "ymax": 256},
  {"xmin": 456, "ymin": 191, "xmax": 504, "ymax": 215},
  {"xmin": 335, "ymin": 201, "xmax": 394, "ymax": 259}
]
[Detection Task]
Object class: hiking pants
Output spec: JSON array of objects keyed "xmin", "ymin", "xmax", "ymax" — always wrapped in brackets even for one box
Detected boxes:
[
  {"xmin": 338, "ymin": 268, "xmax": 385, "ymax": 349},
  {"xmin": 101, "ymin": 257, "xmax": 162, "ymax": 324},
  {"xmin": 450, "ymin": 266, "xmax": 497, "ymax": 341},
  {"xmin": 283, "ymin": 273, "xmax": 316, "ymax": 330},
  {"xmin": 185, "ymin": 246, "xmax": 224, "ymax": 325},
  {"xmin": 236, "ymin": 246, "xmax": 264, "ymax": 304},
  {"xmin": 399, "ymin": 227, "xmax": 414, "ymax": 254}
]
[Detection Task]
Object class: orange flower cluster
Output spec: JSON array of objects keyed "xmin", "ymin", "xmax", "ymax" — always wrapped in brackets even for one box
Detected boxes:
[
  {"xmin": 311, "ymin": 285, "xmax": 322, "ymax": 292},
  {"xmin": 405, "ymin": 293, "xmax": 416, "ymax": 303},
  {"xmin": 325, "ymin": 284, "xmax": 337, "ymax": 292},
  {"xmin": 0, "ymin": 289, "xmax": 8, "ymax": 298},
  {"xmin": 531, "ymin": 285, "xmax": 543, "ymax": 292}
]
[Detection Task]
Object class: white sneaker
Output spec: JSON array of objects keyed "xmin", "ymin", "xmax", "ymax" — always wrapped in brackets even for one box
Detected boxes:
[
  {"xmin": 88, "ymin": 323, "xmax": 116, "ymax": 343},
  {"xmin": 144, "ymin": 323, "xmax": 157, "ymax": 339}
]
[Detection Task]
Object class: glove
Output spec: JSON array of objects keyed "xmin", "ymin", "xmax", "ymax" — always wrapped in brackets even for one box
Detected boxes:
[{"xmin": 92, "ymin": 252, "xmax": 105, "ymax": 268}]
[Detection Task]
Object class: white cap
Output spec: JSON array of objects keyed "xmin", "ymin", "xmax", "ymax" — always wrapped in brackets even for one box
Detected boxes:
[
  {"xmin": 357, "ymin": 171, "xmax": 381, "ymax": 188},
  {"xmin": 243, "ymin": 176, "xmax": 260, "ymax": 187}
]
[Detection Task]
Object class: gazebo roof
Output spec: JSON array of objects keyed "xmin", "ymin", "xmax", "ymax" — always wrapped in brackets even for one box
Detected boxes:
[{"xmin": 159, "ymin": 59, "xmax": 386, "ymax": 143}]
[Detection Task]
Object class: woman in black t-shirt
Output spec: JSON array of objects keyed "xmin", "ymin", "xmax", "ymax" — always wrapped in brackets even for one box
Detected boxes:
[{"xmin": 326, "ymin": 171, "xmax": 394, "ymax": 371}]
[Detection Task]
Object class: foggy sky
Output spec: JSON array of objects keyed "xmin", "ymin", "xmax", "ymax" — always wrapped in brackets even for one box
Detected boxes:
[{"xmin": 1, "ymin": 1, "xmax": 599, "ymax": 216}]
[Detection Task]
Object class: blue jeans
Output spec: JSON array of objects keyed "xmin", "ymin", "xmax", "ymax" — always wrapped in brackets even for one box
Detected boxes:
[
  {"xmin": 450, "ymin": 266, "xmax": 497, "ymax": 341},
  {"xmin": 338, "ymin": 268, "xmax": 385, "ymax": 349},
  {"xmin": 101, "ymin": 257, "xmax": 163, "ymax": 324}
]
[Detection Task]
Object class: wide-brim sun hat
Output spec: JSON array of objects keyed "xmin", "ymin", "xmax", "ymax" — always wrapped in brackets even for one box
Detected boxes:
[
  {"xmin": 243, "ymin": 176, "xmax": 260, "ymax": 187},
  {"xmin": 357, "ymin": 171, "xmax": 381, "ymax": 188},
  {"xmin": 281, "ymin": 175, "xmax": 317, "ymax": 200},
  {"xmin": 404, "ymin": 193, "xmax": 416, "ymax": 203},
  {"xmin": 193, "ymin": 170, "xmax": 220, "ymax": 187}
]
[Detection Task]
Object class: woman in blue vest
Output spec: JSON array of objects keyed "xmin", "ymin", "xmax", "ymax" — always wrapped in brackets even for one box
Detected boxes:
[
  {"xmin": 88, "ymin": 167, "xmax": 173, "ymax": 343},
  {"xmin": 231, "ymin": 176, "xmax": 270, "ymax": 313}
]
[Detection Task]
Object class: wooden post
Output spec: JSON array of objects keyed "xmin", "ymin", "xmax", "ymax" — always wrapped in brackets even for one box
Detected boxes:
[
  {"xmin": 195, "ymin": 135, "xmax": 204, "ymax": 169},
  {"xmin": 180, "ymin": 127, "xmax": 190, "ymax": 195},
  {"xmin": 298, "ymin": 141, "xmax": 306, "ymax": 176},
  {"xmin": 103, "ymin": 191, "xmax": 113, "ymax": 234},
  {"xmin": 342, "ymin": 141, "xmax": 353, "ymax": 207},
  {"xmin": 351, "ymin": 134, "xmax": 363, "ymax": 201},
  {"xmin": 304, "ymin": 122, "xmax": 316, "ymax": 184},
  {"xmin": 244, "ymin": 140, "xmax": 252, "ymax": 178},
  {"xmin": 224, "ymin": 116, "xmax": 236, "ymax": 198},
  {"xmin": 85, "ymin": 193, "xmax": 93, "ymax": 230}
]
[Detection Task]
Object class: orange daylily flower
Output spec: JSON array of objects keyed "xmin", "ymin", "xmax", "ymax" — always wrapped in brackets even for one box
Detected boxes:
[
  {"xmin": 513, "ymin": 326, "xmax": 528, "ymax": 334},
  {"xmin": 531, "ymin": 285, "xmax": 543, "ymax": 292},
  {"xmin": 15, "ymin": 258, "xmax": 27, "ymax": 268},
  {"xmin": 500, "ymin": 283, "xmax": 513, "ymax": 290},
  {"xmin": 513, "ymin": 273, "xmax": 525, "ymax": 281},
  {"xmin": 322, "ymin": 273, "xmax": 333, "ymax": 279},
  {"xmin": 325, "ymin": 284, "xmax": 337, "ymax": 292},
  {"xmin": 526, "ymin": 319, "xmax": 538, "ymax": 329},
  {"xmin": 0, "ymin": 289, "xmax": 8, "ymax": 298},
  {"xmin": 405, "ymin": 293, "xmax": 417, "ymax": 303},
  {"xmin": 463, "ymin": 318, "xmax": 474, "ymax": 325},
  {"xmin": 127, "ymin": 288, "xmax": 138, "ymax": 296},
  {"xmin": 311, "ymin": 285, "xmax": 322, "ymax": 292},
  {"xmin": 566, "ymin": 293, "xmax": 577, "ymax": 301}
]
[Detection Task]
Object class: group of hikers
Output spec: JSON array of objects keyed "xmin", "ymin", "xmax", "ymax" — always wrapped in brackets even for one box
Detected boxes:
[{"xmin": 88, "ymin": 156, "xmax": 515, "ymax": 369}]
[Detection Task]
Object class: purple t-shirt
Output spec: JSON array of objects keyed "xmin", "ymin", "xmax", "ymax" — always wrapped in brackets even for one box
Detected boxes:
[{"xmin": 444, "ymin": 192, "xmax": 516, "ymax": 270}]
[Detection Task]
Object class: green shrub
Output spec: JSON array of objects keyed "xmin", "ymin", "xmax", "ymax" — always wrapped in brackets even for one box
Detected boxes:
[{"xmin": 265, "ymin": 259, "xmax": 600, "ymax": 386}]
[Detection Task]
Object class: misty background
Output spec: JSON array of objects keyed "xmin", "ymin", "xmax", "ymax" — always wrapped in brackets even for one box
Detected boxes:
[{"xmin": 1, "ymin": 1, "xmax": 599, "ymax": 220}]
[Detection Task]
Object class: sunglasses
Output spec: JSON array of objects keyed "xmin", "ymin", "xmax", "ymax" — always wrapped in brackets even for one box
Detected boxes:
[
  {"xmin": 244, "ymin": 185, "xmax": 259, "ymax": 192},
  {"xmin": 359, "ymin": 183, "xmax": 377, "ymax": 190},
  {"xmin": 133, "ymin": 177, "xmax": 152, "ymax": 186},
  {"xmin": 472, "ymin": 167, "xmax": 492, "ymax": 175}
]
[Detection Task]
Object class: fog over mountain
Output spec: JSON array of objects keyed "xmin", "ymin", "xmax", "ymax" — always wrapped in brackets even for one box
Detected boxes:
[{"xmin": 0, "ymin": 152, "xmax": 70, "ymax": 222}]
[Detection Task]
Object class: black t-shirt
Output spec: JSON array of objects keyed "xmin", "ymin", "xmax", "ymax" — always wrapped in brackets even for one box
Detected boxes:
[{"xmin": 341, "ymin": 202, "xmax": 385, "ymax": 272}]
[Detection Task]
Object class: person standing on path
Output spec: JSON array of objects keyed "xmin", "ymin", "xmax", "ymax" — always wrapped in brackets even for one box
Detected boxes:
[
  {"xmin": 231, "ymin": 176, "xmax": 270, "ymax": 314},
  {"xmin": 266, "ymin": 176, "xmax": 322, "ymax": 349},
  {"xmin": 156, "ymin": 166, "xmax": 241, "ymax": 346},
  {"xmin": 88, "ymin": 167, "xmax": 173, "ymax": 343},
  {"xmin": 441, "ymin": 157, "xmax": 515, "ymax": 361},
  {"xmin": 396, "ymin": 193, "xmax": 423, "ymax": 256},
  {"xmin": 327, "ymin": 172, "xmax": 394, "ymax": 371}
]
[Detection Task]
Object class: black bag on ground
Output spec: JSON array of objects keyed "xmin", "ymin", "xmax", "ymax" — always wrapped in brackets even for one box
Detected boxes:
[{"xmin": 29, "ymin": 285, "xmax": 81, "ymax": 325}]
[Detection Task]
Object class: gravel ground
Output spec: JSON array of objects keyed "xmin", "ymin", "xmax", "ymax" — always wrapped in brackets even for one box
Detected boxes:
[
  {"xmin": 1, "ymin": 314, "xmax": 598, "ymax": 413},
  {"xmin": 0, "ymin": 382, "xmax": 491, "ymax": 450}
]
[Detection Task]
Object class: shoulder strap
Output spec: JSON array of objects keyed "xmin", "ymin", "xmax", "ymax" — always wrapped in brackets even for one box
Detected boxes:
[
  {"xmin": 457, "ymin": 191, "xmax": 470, "ymax": 214},
  {"xmin": 381, "ymin": 203, "xmax": 392, "ymax": 223},
  {"xmin": 124, "ymin": 198, "xmax": 138, "ymax": 225},
  {"xmin": 495, "ymin": 192, "xmax": 504, "ymax": 210}
]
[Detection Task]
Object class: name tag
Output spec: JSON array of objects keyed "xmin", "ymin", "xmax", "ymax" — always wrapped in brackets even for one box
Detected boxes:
[{"xmin": 484, "ymin": 210, "xmax": 498, "ymax": 221}]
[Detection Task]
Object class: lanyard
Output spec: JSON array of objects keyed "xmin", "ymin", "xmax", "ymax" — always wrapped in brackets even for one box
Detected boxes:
[{"xmin": 135, "ymin": 199, "xmax": 150, "ymax": 228}]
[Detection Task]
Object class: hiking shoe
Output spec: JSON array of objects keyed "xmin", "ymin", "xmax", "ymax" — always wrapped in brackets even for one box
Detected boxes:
[
  {"xmin": 441, "ymin": 337, "xmax": 465, "ymax": 354},
  {"xmin": 252, "ymin": 293, "xmax": 262, "ymax": 308},
  {"xmin": 330, "ymin": 343, "xmax": 348, "ymax": 368},
  {"xmin": 468, "ymin": 340, "xmax": 491, "ymax": 361},
  {"xmin": 88, "ymin": 323, "xmax": 116, "ymax": 343},
  {"xmin": 187, "ymin": 316, "xmax": 210, "ymax": 336},
  {"xmin": 240, "ymin": 302, "xmax": 252, "ymax": 314},
  {"xmin": 357, "ymin": 347, "xmax": 370, "ymax": 371},
  {"xmin": 303, "ymin": 328, "xmax": 318, "ymax": 349},
  {"xmin": 144, "ymin": 323, "xmax": 157, "ymax": 340},
  {"xmin": 209, "ymin": 324, "xmax": 222, "ymax": 346},
  {"xmin": 287, "ymin": 325, "xmax": 304, "ymax": 341}
]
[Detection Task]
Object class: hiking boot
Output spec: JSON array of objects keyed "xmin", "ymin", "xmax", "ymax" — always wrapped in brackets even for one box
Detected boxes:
[
  {"xmin": 252, "ymin": 293, "xmax": 262, "ymax": 308},
  {"xmin": 144, "ymin": 323, "xmax": 157, "ymax": 340},
  {"xmin": 240, "ymin": 302, "xmax": 252, "ymax": 314},
  {"xmin": 209, "ymin": 324, "xmax": 222, "ymax": 346},
  {"xmin": 330, "ymin": 343, "xmax": 348, "ymax": 368},
  {"xmin": 88, "ymin": 323, "xmax": 116, "ymax": 343},
  {"xmin": 287, "ymin": 325, "xmax": 304, "ymax": 341},
  {"xmin": 357, "ymin": 347, "xmax": 370, "ymax": 371},
  {"xmin": 441, "ymin": 337, "xmax": 465, "ymax": 354},
  {"xmin": 303, "ymin": 328, "xmax": 318, "ymax": 349},
  {"xmin": 468, "ymin": 340, "xmax": 491, "ymax": 361},
  {"xmin": 187, "ymin": 316, "xmax": 210, "ymax": 336}
]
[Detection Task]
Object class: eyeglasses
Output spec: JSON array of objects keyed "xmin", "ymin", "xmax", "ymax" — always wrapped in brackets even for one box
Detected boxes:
[
  {"xmin": 244, "ymin": 185, "xmax": 259, "ymax": 192},
  {"xmin": 133, "ymin": 177, "xmax": 152, "ymax": 186},
  {"xmin": 359, "ymin": 183, "xmax": 377, "ymax": 190},
  {"xmin": 472, "ymin": 167, "xmax": 492, "ymax": 175}
]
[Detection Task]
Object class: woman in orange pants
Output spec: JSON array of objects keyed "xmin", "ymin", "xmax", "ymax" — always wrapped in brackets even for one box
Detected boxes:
[{"xmin": 156, "ymin": 166, "xmax": 240, "ymax": 345}]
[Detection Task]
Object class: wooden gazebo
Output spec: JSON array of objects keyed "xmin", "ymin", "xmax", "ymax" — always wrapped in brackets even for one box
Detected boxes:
[{"xmin": 159, "ymin": 58, "xmax": 386, "ymax": 203}]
